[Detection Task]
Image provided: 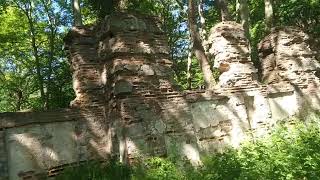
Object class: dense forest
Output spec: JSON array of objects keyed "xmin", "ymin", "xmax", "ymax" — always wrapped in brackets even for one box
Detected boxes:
[{"xmin": 0, "ymin": 0, "xmax": 319, "ymax": 112}]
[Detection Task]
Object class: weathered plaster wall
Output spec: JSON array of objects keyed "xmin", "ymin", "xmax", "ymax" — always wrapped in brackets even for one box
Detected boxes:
[
  {"xmin": 0, "ymin": 15, "xmax": 320, "ymax": 180},
  {"xmin": 0, "ymin": 109, "xmax": 114, "ymax": 179},
  {"xmin": 6, "ymin": 121, "xmax": 78, "ymax": 179},
  {"xmin": 0, "ymin": 130, "xmax": 8, "ymax": 180}
]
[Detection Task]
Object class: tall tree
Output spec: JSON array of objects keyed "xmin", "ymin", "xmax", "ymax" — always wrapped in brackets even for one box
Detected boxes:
[
  {"xmin": 188, "ymin": 0, "xmax": 215, "ymax": 89},
  {"xmin": 14, "ymin": 0, "xmax": 46, "ymax": 108},
  {"xmin": 1, "ymin": 1, "xmax": 74, "ymax": 112},
  {"xmin": 85, "ymin": 0, "xmax": 129, "ymax": 19},
  {"xmin": 198, "ymin": 0, "xmax": 206, "ymax": 40},
  {"xmin": 215, "ymin": 0, "xmax": 231, "ymax": 21},
  {"xmin": 264, "ymin": 0, "xmax": 273, "ymax": 31},
  {"xmin": 40, "ymin": 0, "xmax": 58, "ymax": 109},
  {"xmin": 72, "ymin": 0, "xmax": 82, "ymax": 26}
]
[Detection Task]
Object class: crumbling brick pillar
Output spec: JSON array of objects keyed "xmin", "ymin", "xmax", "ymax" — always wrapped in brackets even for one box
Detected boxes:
[
  {"xmin": 259, "ymin": 27, "xmax": 320, "ymax": 110},
  {"xmin": 96, "ymin": 13, "xmax": 182, "ymax": 162},
  {"xmin": 65, "ymin": 27, "xmax": 112, "ymax": 160},
  {"xmin": 207, "ymin": 21, "xmax": 271, "ymax": 136},
  {"xmin": 208, "ymin": 21, "xmax": 260, "ymax": 90}
]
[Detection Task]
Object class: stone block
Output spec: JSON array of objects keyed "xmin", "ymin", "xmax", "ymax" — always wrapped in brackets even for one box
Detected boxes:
[{"xmin": 114, "ymin": 80, "xmax": 133, "ymax": 95}]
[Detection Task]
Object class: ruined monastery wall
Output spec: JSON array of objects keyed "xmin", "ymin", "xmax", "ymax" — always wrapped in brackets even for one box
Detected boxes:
[{"xmin": 0, "ymin": 14, "xmax": 320, "ymax": 180}]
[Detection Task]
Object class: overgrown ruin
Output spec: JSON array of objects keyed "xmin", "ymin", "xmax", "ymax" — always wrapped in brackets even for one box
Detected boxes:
[{"xmin": 0, "ymin": 13, "xmax": 320, "ymax": 180}]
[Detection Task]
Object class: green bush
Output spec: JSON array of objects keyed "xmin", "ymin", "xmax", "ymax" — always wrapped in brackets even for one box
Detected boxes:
[
  {"xmin": 199, "ymin": 149, "xmax": 241, "ymax": 180},
  {"xmin": 56, "ymin": 160, "xmax": 131, "ymax": 180},
  {"xmin": 198, "ymin": 114, "xmax": 320, "ymax": 180},
  {"xmin": 141, "ymin": 157, "xmax": 186, "ymax": 180}
]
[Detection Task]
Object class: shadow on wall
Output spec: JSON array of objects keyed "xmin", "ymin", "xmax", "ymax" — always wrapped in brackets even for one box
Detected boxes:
[{"xmin": 1, "ymin": 108, "xmax": 113, "ymax": 179}]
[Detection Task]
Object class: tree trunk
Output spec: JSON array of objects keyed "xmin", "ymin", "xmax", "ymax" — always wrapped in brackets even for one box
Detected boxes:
[
  {"xmin": 41, "ymin": 0, "xmax": 57, "ymax": 110},
  {"xmin": 198, "ymin": 0, "xmax": 206, "ymax": 40},
  {"xmin": 15, "ymin": 89, "xmax": 23, "ymax": 111},
  {"xmin": 216, "ymin": 0, "xmax": 231, "ymax": 21},
  {"xmin": 188, "ymin": 0, "xmax": 215, "ymax": 89},
  {"xmin": 72, "ymin": 0, "xmax": 82, "ymax": 26},
  {"xmin": 264, "ymin": 0, "xmax": 273, "ymax": 31},
  {"xmin": 237, "ymin": 0, "xmax": 250, "ymax": 39},
  {"xmin": 22, "ymin": 1, "xmax": 46, "ymax": 109},
  {"xmin": 187, "ymin": 40, "xmax": 193, "ymax": 90}
]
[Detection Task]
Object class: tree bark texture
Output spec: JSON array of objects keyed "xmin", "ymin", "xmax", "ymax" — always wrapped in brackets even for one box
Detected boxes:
[
  {"xmin": 23, "ymin": 1, "xmax": 46, "ymax": 109},
  {"xmin": 237, "ymin": 0, "xmax": 250, "ymax": 39},
  {"xmin": 72, "ymin": 0, "xmax": 82, "ymax": 26},
  {"xmin": 188, "ymin": 0, "xmax": 215, "ymax": 89},
  {"xmin": 264, "ymin": 0, "xmax": 274, "ymax": 31},
  {"xmin": 216, "ymin": 0, "xmax": 231, "ymax": 21}
]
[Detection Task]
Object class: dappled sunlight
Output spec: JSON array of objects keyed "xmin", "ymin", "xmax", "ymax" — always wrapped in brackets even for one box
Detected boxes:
[
  {"xmin": 182, "ymin": 144, "xmax": 201, "ymax": 165},
  {"xmin": 5, "ymin": 120, "xmax": 80, "ymax": 179}
]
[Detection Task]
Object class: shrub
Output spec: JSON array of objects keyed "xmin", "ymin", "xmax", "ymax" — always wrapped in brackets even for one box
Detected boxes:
[
  {"xmin": 140, "ymin": 157, "xmax": 186, "ymax": 180},
  {"xmin": 199, "ymin": 149, "xmax": 241, "ymax": 180},
  {"xmin": 56, "ymin": 160, "xmax": 131, "ymax": 180}
]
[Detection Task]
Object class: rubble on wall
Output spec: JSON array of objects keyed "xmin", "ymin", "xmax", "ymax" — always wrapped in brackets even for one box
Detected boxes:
[
  {"xmin": 258, "ymin": 27, "xmax": 320, "ymax": 91},
  {"xmin": 208, "ymin": 21, "xmax": 261, "ymax": 93}
]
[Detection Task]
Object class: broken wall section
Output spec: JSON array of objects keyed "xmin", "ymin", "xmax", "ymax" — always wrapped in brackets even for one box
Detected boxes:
[
  {"xmin": 208, "ymin": 22, "xmax": 260, "ymax": 91},
  {"xmin": 65, "ymin": 26, "xmax": 112, "ymax": 160},
  {"xmin": 207, "ymin": 21, "xmax": 272, "ymax": 136},
  {"xmin": 259, "ymin": 27, "xmax": 320, "ymax": 113},
  {"xmin": 95, "ymin": 13, "xmax": 200, "ymax": 163}
]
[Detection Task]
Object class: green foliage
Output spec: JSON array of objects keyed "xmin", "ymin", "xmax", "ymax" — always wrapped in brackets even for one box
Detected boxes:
[
  {"xmin": 199, "ymin": 113, "xmax": 320, "ymax": 180},
  {"xmin": 200, "ymin": 149, "xmax": 241, "ymax": 180},
  {"xmin": 0, "ymin": 1, "xmax": 74, "ymax": 112},
  {"xmin": 175, "ymin": 58, "xmax": 204, "ymax": 89},
  {"xmin": 57, "ymin": 157, "xmax": 185, "ymax": 180},
  {"xmin": 1, "ymin": 0, "xmax": 320, "ymax": 112},
  {"xmin": 274, "ymin": 0, "xmax": 320, "ymax": 36},
  {"xmin": 141, "ymin": 157, "xmax": 186, "ymax": 180},
  {"xmin": 56, "ymin": 160, "xmax": 131, "ymax": 180}
]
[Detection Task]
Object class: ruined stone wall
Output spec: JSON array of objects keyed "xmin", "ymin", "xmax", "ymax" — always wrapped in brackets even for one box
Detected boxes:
[
  {"xmin": 0, "ymin": 109, "xmax": 115, "ymax": 180},
  {"xmin": 259, "ymin": 27, "xmax": 320, "ymax": 112},
  {"xmin": 207, "ymin": 21, "xmax": 272, "ymax": 136},
  {"xmin": 208, "ymin": 22, "xmax": 260, "ymax": 91},
  {"xmin": 65, "ymin": 26, "xmax": 112, "ymax": 160},
  {"xmin": 1, "ymin": 15, "xmax": 320, "ymax": 180}
]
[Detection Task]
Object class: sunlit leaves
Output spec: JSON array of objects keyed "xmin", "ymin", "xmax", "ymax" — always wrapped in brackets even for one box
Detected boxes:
[{"xmin": 0, "ymin": 1, "xmax": 74, "ymax": 112}]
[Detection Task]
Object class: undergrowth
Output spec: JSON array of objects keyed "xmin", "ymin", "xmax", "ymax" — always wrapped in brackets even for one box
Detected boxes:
[{"xmin": 56, "ymin": 111, "xmax": 320, "ymax": 180}]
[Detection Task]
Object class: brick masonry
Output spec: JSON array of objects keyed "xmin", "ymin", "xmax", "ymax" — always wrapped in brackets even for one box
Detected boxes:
[{"xmin": 0, "ymin": 13, "xmax": 319, "ymax": 179}]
